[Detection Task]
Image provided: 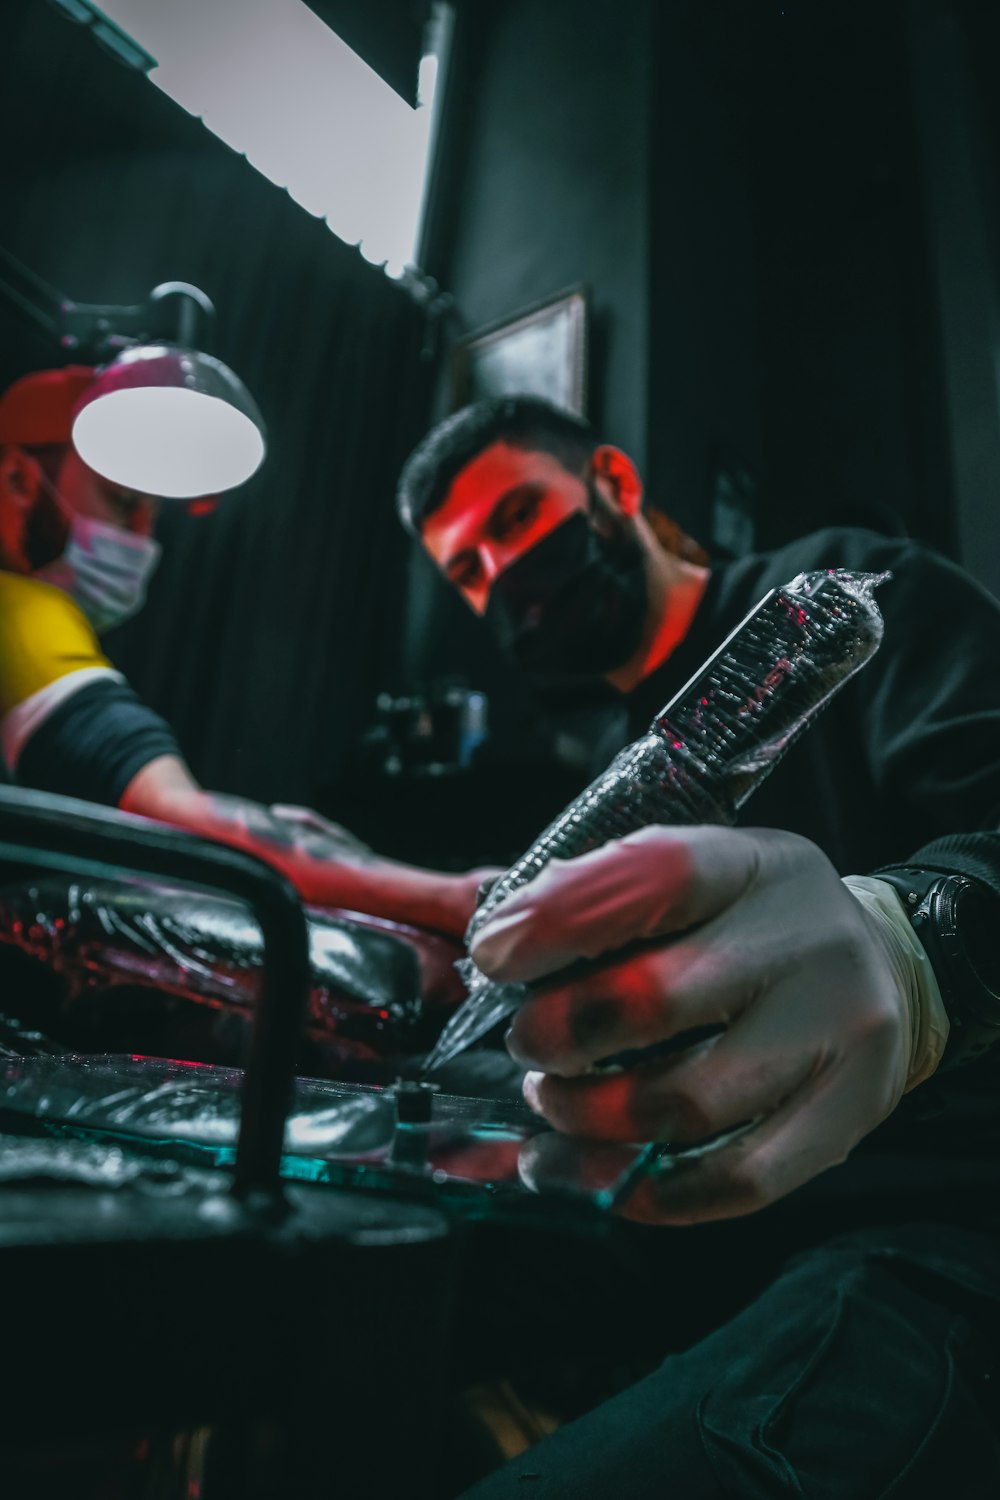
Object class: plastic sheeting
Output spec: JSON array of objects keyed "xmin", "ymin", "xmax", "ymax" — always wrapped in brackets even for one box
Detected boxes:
[
  {"xmin": 0, "ymin": 877, "xmax": 425, "ymax": 1069},
  {"xmin": 0, "ymin": 1052, "xmax": 636, "ymax": 1212}
]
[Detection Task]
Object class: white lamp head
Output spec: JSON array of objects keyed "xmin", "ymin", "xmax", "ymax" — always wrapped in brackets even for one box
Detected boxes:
[{"xmin": 71, "ymin": 343, "xmax": 266, "ymax": 499}]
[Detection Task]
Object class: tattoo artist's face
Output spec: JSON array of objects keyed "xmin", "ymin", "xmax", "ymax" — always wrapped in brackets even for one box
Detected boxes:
[{"xmin": 421, "ymin": 442, "xmax": 588, "ymax": 615}]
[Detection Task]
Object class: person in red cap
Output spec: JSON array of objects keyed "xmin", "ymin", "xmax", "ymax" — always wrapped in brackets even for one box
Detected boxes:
[
  {"xmin": 0, "ymin": 364, "xmax": 161, "ymax": 603},
  {"xmin": 0, "ymin": 364, "xmax": 482, "ymax": 933}
]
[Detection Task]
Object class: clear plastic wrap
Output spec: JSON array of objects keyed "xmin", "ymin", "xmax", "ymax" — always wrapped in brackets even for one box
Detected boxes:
[
  {"xmin": 0, "ymin": 1129, "xmax": 228, "ymax": 1192},
  {"xmin": 0, "ymin": 878, "xmax": 424, "ymax": 1068},
  {"xmin": 426, "ymin": 569, "xmax": 889, "ymax": 1069},
  {"xmin": 0, "ymin": 1053, "xmax": 634, "ymax": 1213}
]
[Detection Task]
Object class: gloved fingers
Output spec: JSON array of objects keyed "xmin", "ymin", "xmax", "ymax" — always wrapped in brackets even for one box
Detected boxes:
[
  {"xmin": 469, "ymin": 824, "xmax": 763, "ymax": 983},
  {"xmin": 505, "ymin": 925, "xmax": 754, "ymax": 1075},
  {"xmin": 517, "ymin": 916, "xmax": 908, "ymax": 1142},
  {"xmin": 472, "ymin": 867, "xmax": 505, "ymax": 908},
  {"xmin": 520, "ymin": 1025, "xmax": 815, "ymax": 1147},
  {"xmin": 517, "ymin": 1132, "xmax": 647, "ymax": 1201},
  {"xmin": 615, "ymin": 1046, "xmax": 902, "ymax": 1225},
  {"xmin": 501, "ymin": 829, "xmax": 916, "ymax": 1222}
]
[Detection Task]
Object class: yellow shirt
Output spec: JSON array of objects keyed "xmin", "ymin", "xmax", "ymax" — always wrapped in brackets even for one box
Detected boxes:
[{"xmin": 0, "ymin": 571, "xmax": 122, "ymax": 771}]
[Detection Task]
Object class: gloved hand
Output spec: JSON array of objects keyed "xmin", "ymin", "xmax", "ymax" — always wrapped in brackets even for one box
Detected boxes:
[{"xmin": 469, "ymin": 825, "xmax": 949, "ymax": 1224}]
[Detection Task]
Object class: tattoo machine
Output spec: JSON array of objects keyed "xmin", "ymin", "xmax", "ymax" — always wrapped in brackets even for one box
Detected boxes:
[{"xmin": 424, "ymin": 568, "xmax": 889, "ymax": 1072}]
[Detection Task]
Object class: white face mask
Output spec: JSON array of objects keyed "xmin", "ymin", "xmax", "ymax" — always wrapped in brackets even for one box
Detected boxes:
[{"xmin": 33, "ymin": 479, "xmax": 162, "ymax": 634}]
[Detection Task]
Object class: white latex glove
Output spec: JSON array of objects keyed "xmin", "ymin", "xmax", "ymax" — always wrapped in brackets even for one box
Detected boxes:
[{"xmin": 469, "ymin": 825, "xmax": 948, "ymax": 1225}]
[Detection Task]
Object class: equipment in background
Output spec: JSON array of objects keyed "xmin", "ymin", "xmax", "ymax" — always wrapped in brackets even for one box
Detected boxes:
[{"xmin": 363, "ymin": 676, "xmax": 490, "ymax": 777}]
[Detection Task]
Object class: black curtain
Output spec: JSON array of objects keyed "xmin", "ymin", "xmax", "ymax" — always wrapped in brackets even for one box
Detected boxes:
[{"xmin": 1, "ymin": 0, "xmax": 433, "ymax": 803}]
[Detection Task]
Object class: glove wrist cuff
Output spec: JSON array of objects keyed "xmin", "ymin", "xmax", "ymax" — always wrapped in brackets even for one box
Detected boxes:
[
  {"xmin": 875, "ymin": 869, "xmax": 1000, "ymax": 1071},
  {"xmin": 843, "ymin": 875, "xmax": 948, "ymax": 1090}
]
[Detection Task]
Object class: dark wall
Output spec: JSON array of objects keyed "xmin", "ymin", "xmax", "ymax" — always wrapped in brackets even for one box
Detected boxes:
[
  {"xmin": 648, "ymin": 0, "xmax": 945, "ymax": 554},
  {"xmin": 645, "ymin": 3, "xmax": 760, "ymax": 539},
  {"xmin": 910, "ymin": 0, "xmax": 1000, "ymax": 600},
  {"xmin": 743, "ymin": 1, "xmax": 945, "ymax": 553},
  {"xmin": 432, "ymin": 0, "xmax": 654, "ymax": 462}
]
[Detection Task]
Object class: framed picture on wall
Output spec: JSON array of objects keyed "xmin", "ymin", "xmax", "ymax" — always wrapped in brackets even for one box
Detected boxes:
[{"xmin": 452, "ymin": 285, "xmax": 588, "ymax": 415}]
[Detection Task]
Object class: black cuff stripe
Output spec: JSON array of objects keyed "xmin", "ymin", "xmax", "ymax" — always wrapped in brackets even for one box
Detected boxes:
[{"xmin": 16, "ymin": 678, "xmax": 181, "ymax": 806}]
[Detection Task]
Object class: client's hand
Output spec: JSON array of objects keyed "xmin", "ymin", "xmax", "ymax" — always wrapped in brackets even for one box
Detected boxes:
[{"xmin": 469, "ymin": 826, "xmax": 947, "ymax": 1224}]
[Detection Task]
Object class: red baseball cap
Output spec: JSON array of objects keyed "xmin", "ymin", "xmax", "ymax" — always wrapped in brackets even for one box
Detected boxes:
[
  {"xmin": 0, "ymin": 365, "xmax": 217, "ymax": 514},
  {"xmin": 0, "ymin": 366, "xmax": 97, "ymax": 447}
]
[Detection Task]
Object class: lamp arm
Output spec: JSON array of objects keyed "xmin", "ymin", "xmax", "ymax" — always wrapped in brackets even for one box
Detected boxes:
[
  {"xmin": 0, "ymin": 246, "xmax": 215, "ymax": 359},
  {"xmin": 0, "ymin": 245, "xmax": 73, "ymax": 346},
  {"xmin": 148, "ymin": 282, "xmax": 216, "ymax": 349}
]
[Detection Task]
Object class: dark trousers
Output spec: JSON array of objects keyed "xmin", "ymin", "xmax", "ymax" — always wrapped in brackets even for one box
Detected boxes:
[{"xmin": 461, "ymin": 1222, "xmax": 1000, "ymax": 1498}]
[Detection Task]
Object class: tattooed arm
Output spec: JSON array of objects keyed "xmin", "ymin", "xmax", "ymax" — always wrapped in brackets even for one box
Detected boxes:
[{"xmin": 119, "ymin": 754, "xmax": 482, "ymax": 936}]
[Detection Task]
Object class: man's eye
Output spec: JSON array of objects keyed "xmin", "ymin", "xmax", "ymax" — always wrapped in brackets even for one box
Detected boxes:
[
  {"xmin": 501, "ymin": 495, "xmax": 540, "ymax": 533},
  {"xmin": 452, "ymin": 559, "xmax": 482, "ymax": 590}
]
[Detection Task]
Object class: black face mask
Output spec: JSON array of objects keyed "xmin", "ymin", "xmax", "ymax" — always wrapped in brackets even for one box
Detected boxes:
[{"xmin": 483, "ymin": 501, "xmax": 649, "ymax": 677}]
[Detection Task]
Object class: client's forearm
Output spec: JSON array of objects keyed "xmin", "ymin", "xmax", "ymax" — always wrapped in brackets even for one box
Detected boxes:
[{"xmin": 120, "ymin": 755, "xmax": 478, "ymax": 935}]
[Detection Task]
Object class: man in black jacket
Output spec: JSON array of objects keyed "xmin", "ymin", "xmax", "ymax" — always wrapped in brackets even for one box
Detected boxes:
[{"xmin": 397, "ymin": 396, "xmax": 1000, "ymax": 1496}]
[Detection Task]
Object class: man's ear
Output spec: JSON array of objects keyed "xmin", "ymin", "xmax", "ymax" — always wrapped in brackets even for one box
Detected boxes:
[
  {"xmin": 0, "ymin": 445, "xmax": 43, "ymax": 507},
  {"xmin": 589, "ymin": 444, "xmax": 644, "ymax": 517},
  {"xmin": 0, "ymin": 446, "xmax": 44, "ymax": 571}
]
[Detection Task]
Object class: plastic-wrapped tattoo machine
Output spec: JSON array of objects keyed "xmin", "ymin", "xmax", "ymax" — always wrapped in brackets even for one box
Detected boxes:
[{"xmin": 424, "ymin": 568, "xmax": 889, "ymax": 1071}]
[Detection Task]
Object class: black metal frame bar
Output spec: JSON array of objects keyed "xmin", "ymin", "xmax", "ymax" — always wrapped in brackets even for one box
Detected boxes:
[{"xmin": 0, "ymin": 785, "xmax": 310, "ymax": 1208}]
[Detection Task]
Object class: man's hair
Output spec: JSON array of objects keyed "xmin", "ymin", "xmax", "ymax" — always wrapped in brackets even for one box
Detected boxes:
[{"xmin": 396, "ymin": 396, "xmax": 596, "ymax": 533}]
